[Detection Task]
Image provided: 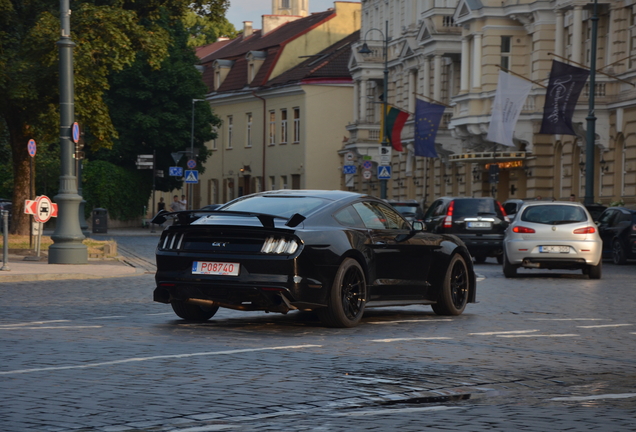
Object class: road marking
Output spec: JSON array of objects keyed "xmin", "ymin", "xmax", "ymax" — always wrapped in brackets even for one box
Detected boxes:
[
  {"xmin": 527, "ymin": 318, "xmax": 608, "ymax": 321},
  {"xmin": 0, "ymin": 345, "xmax": 322, "ymax": 375},
  {"xmin": 370, "ymin": 337, "xmax": 453, "ymax": 343},
  {"xmin": 469, "ymin": 330, "xmax": 539, "ymax": 336},
  {"xmin": 497, "ymin": 334, "xmax": 579, "ymax": 338},
  {"xmin": 0, "ymin": 326, "xmax": 102, "ymax": 330},
  {"xmin": 549, "ymin": 393, "xmax": 636, "ymax": 402},
  {"xmin": 0, "ymin": 320, "xmax": 70, "ymax": 328},
  {"xmin": 576, "ymin": 324, "xmax": 633, "ymax": 329},
  {"xmin": 368, "ymin": 319, "xmax": 452, "ymax": 325},
  {"xmin": 334, "ymin": 406, "xmax": 461, "ymax": 416}
]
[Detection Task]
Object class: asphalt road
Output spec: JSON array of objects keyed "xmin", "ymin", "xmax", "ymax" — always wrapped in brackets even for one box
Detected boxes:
[{"xmin": 1, "ymin": 234, "xmax": 635, "ymax": 431}]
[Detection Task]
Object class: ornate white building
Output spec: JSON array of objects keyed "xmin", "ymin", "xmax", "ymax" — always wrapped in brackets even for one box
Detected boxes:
[{"xmin": 343, "ymin": 0, "xmax": 636, "ymax": 207}]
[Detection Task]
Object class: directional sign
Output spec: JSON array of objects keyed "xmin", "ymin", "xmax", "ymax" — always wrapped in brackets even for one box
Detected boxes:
[
  {"xmin": 184, "ymin": 170, "xmax": 199, "ymax": 184},
  {"xmin": 377, "ymin": 165, "xmax": 392, "ymax": 180},
  {"xmin": 72, "ymin": 122, "xmax": 80, "ymax": 143},
  {"xmin": 169, "ymin": 167, "xmax": 183, "ymax": 177},
  {"xmin": 343, "ymin": 165, "xmax": 357, "ymax": 175},
  {"xmin": 138, "ymin": 154, "xmax": 154, "ymax": 160},
  {"xmin": 187, "ymin": 159, "xmax": 197, "ymax": 169},
  {"xmin": 27, "ymin": 139, "xmax": 36, "ymax": 157}
]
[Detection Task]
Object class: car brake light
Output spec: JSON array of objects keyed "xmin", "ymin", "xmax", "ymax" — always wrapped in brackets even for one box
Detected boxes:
[
  {"xmin": 497, "ymin": 201, "xmax": 510, "ymax": 223},
  {"xmin": 443, "ymin": 201, "xmax": 454, "ymax": 228},
  {"xmin": 513, "ymin": 226, "xmax": 535, "ymax": 233},
  {"xmin": 573, "ymin": 226, "xmax": 596, "ymax": 234}
]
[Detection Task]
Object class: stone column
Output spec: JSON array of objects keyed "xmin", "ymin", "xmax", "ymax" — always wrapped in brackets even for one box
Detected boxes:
[
  {"xmin": 408, "ymin": 69, "xmax": 416, "ymax": 113},
  {"xmin": 472, "ymin": 34, "xmax": 482, "ymax": 89},
  {"xmin": 461, "ymin": 37, "xmax": 470, "ymax": 92},
  {"xmin": 572, "ymin": 6, "xmax": 583, "ymax": 64},
  {"xmin": 434, "ymin": 54, "xmax": 442, "ymax": 101},
  {"xmin": 423, "ymin": 57, "xmax": 431, "ymax": 96},
  {"xmin": 555, "ymin": 10, "xmax": 564, "ymax": 58}
]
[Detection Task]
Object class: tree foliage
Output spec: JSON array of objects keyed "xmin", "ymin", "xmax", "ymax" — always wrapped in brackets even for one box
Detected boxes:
[
  {"xmin": 183, "ymin": 11, "xmax": 237, "ymax": 48},
  {"xmin": 0, "ymin": 0, "xmax": 229, "ymax": 234}
]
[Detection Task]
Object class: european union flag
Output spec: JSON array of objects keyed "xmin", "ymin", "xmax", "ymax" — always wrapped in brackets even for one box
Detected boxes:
[{"xmin": 414, "ymin": 99, "xmax": 444, "ymax": 158}]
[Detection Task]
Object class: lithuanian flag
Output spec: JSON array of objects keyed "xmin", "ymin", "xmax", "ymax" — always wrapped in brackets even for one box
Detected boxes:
[{"xmin": 382, "ymin": 105, "xmax": 409, "ymax": 151}]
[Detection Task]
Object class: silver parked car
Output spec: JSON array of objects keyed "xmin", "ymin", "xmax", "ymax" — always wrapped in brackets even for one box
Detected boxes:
[{"xmin": 502, "ymin": 201, "xmax": 602, "ymax": 279}]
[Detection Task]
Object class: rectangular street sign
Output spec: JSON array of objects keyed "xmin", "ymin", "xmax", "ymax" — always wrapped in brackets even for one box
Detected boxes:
[
  {"xmin": 169, "ymin": 167, "xmax": 183, "ymax": 176},
  {"xmin": 135, "ymin": 161, "xmax": 154, "ymax": 166},
  {"xmin": 343, "ymin": 165, "xmax": 357, "ymax": 175},
  {"xmin": 185, "ymin": 170, "xmax": 199, "ymax": 184},
  {"xmin": 137, "ymin": 154, "xmax": 154, "ymax": 159}
]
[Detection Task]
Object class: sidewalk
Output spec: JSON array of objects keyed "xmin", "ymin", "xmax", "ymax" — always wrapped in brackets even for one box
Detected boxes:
[{"xmin": 0, "ymin": 227, "xmax": 161, "ymax": 283}]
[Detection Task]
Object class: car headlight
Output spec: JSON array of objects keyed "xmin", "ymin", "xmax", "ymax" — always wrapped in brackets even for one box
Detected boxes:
[{"xmin": 261, "ymin": 237, "xmax": 299, "ymax": 254}]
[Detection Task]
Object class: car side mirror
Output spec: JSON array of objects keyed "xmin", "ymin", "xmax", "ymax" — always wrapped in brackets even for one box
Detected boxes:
[{"xmin": 412, "ymin": 221, "xmax": 425, "ymax": 231}]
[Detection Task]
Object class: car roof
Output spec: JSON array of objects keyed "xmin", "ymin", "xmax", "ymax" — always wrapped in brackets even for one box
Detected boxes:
[{"xmin": 241, "ymin": 189, "xmax": 366, "ymax": 201}]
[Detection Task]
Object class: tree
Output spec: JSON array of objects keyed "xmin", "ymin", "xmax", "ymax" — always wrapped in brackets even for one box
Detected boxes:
[
  {"xmin": 183, "ymin": 11, "xmax": 237, "ymax": 48},
  {"xmin": 0, "ymin": 0, "xmax": 229, "ymax": 234}
]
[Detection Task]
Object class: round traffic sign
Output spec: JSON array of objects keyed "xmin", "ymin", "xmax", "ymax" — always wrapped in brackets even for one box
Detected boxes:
[
  {"xmin": 34, "ymin": 195, "xmax": 53, "ymax": 223},
  {"xmin": 345, "ymin": 152, "xmax": 355, "ymax": 163},
  {"xmin": 363, "ymin": 170, "xmax": 372, "ymax": 180},
  {"xmin": 187, "ymin": 159, "xmax": 197, "ymax": 169},
  {"xmin": 72, "ymin": 122, "xmax": 80, "ymax": 143},
  {"xmin": 362, "ymin": 160, "xmax": 372, "ymax": 170},
  {"xmin": 27, "ymin": 139, "xmax": 37, "ymax": 157}
]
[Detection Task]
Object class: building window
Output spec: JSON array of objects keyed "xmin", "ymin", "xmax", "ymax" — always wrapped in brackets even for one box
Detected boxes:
[
  {"xmin": 269, "ymin": 176, "xmax": 276, "ymax": 190},
  {"xmin": 500, "ymin": 36, "xmax": 511, "ymax": 70},
  {"xmin": 280, "ymin": 109, "xmax": 288, "ymax": 144},
  {"xmin": 211, "ymin": 127, "xmax": 218, "ymax": 150},
  {"xmin": 293, "ymin": 108, "xmax": 300, "ymax": 143},
  {"xmin": 227, "ymin": 115, "xmax": 233, "ymax": 149},
  {"xmin": 269, "ymin": 110, "xmax": 276, "ymax": 145},
  {"xmin": 246, "ymin": 113, "xmax": 252, "ymax": 147},
  {"xmin": 280, "ymin": 175, "xmax": 288, "ymax": 190},
  {"xmin": 215, "ymin": 70, "xmax": 221, "ymax": 90},
  {"xmin": 282, "ymin": 0, "xmax": 290, "ymax": 8}
]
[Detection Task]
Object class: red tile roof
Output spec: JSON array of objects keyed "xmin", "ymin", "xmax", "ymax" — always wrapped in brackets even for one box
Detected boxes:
[{"xmin": 195, "ymin": 39, "xmax": 233, "ymax": 60}]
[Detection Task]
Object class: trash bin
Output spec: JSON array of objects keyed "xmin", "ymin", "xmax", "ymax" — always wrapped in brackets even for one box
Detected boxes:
[{"xmin": 92, "ymin": 208, "xmax": 108, "ymax": 233}]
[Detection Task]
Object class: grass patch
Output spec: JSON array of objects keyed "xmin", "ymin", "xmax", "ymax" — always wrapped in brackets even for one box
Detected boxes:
[{"xmin": 1, "ymin": 235, "xmax": 115, "ymax": 256}]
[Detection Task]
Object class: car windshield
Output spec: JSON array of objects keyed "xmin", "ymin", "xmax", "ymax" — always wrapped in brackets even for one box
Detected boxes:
[
  {"xmin": 392, "ymin": 205, "xmax": 419, "ymax": 216},
  {"xmin": 222, "ymin": 196, "xmax": 329, "ymax": 218},
  {"xmin": 453, "ymin": 199, "xmax": 496, "ymax": 217},
  {"xmin": 521, "ymin": 205, "xmax": 587, "ymax": 225}
]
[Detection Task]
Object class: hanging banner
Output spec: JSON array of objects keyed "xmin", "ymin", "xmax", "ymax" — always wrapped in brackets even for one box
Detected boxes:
[{"xmin": 486, "ymin": 70, "xmax": 532, "ymax": 147}]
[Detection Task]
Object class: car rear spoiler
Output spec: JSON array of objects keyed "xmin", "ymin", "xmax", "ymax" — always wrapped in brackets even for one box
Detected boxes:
[{"xmin": 151, "ymin": 209, "xmax": 306, "ymax": 228}]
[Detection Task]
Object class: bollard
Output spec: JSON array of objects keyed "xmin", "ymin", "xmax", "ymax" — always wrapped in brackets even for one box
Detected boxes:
[{"xmin": 1, "ymin": 210, "xmax": 9, "ymax": 271}]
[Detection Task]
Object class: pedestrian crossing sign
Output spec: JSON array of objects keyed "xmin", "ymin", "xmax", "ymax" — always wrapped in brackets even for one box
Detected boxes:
[
  {"xmin": 184, "ymin": 170, "xmax": 199, "ymax": 184},
  {"xmin": 377, "ymin": 165, "xmax": 391, "ymax": 179}
]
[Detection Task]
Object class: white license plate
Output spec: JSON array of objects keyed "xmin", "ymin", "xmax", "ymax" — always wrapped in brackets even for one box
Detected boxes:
[
  {"xmin": 467, "ymin": 221, "xmax": 491, "ymax": 228},
  {"xmin": 192, "ymin": 261, "xmax": 240, "ymax": 276},
  {"xmin": 539, "ymin": 246, "xmax": 570, "ymax": 253}
]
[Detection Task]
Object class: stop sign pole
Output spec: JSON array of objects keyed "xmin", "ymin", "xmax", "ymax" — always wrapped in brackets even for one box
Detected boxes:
[{"xmin": 49, "ymin": 0, "xmax": 87, "ymax": 264}]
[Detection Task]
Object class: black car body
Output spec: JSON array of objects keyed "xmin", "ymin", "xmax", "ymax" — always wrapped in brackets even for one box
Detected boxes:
[
  {"xmin": 152, "ymin": 190, "xmax": 476, "ymax": 327},
  {"xmin": 597, "ymin": 206, "xmax": 636, "ymax": 264},
  {"xmin": 423, "ymin": 197, "xmax": 510, "ymax": 263}
]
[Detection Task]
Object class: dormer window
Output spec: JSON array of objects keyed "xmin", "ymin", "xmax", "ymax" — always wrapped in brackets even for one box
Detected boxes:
[
  {"xmin": 212, "ymin": 59, "xmax": 235, "ymax": 91},
  {"xmin": 245, "ymin": 51, "xmax": 267, "ymax": 84}
]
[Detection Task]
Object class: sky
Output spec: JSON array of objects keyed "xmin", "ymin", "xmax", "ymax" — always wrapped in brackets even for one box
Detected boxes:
[{"xmin": 224, "ymin": 0, "xmax": 341, "ymax": 31}]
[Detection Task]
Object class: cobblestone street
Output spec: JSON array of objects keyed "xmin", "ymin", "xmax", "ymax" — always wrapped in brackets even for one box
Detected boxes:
[{"xmin": 0, "ymin": 235, "xmax": 634, "ymax": 431}]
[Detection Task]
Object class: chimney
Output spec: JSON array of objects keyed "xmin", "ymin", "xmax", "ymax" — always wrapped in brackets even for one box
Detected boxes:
[{"xmin": 243, "ymin": 21, "xmax": 253, "ymax": 38}]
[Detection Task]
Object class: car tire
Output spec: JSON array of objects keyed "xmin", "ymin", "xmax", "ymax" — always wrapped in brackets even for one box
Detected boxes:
[
  {"xmin": 496, "ymin": 253, "xmax": 504, "ymax": 265},
  {"xmin": 612, "ymin": 239, "xmax": 627, "ymax": 265},
  {"xmin": 587, "ymin": 260, "xmax": 602, "ymax": 280},
  {"xmin": 171, "ymin": 301, "xmax": 219, "ymax": 321},
  {"xmin": 432, "ymin": 254, "xmax": 469, "ymax": 316},
  {"xmin": 474, "ymin": 255, "xmax": 486, "ymax": 264},
  {"xmin": 317, "ymin": 258, "xmax": 367, "ymax": 328},
  {"xmin": 502, "ymin": 251, "xmax": 517, "ymax": 278}
]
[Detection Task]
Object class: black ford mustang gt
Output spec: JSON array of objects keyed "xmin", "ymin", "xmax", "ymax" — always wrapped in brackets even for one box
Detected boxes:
[{"xmin": 152, "ymin": 190, "xmax": 476, "ymax": 328}]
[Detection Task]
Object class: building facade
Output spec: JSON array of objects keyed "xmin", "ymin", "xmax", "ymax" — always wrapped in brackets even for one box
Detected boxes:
[
  {"xmin": 197, "ymin": 1, "xmax": 361, "ymax": 206},
  {"xmin": 343, "ymin": 0, "xmax": 636, "ymax": 207}
]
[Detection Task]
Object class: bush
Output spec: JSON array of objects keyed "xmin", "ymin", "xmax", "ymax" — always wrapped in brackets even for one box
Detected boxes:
[{"xmin": 82, "ymin": 160, "xmax": 152, "ymax": 220}]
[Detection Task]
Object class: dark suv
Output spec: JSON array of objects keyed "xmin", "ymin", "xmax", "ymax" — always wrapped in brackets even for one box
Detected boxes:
[
  {"xmin": 597, "ymin": 206, "xmax": 636, "ymax": 264},
  {"xmin": 424, "ymin": 197, "xmax": 510, "ymax": 263},
  {"xmin": 386, "ymin": 199, "xmax": 425, "ymax": 223}
]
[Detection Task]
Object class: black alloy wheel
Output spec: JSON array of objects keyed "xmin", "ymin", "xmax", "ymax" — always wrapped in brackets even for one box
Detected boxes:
[
  {"xmin": 432, "ymin": 254, "xmax": 469, "ymax": 316},
  {"xmin": 612, "ymin": 239, "xmax": 627, "ymax": 265},
  {"xmin": 317, "ymin": 258, "xmax": 367, "ymax": 328}
]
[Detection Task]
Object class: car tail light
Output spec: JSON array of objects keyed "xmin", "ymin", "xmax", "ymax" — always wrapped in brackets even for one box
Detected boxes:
[
  {"xmin": 443, "ymin": 200, "xmax": 454, "ymax": 228},
  {"xmin": 513, "ymin": 226, "xmax": 535, "ymax": 233},
  {"xmin": 261, "ymin": 237, "xmax": 299, "ymax": 255},
  {"xmin": 573, "ymin": 226, "xmax": 596, "ymax": 234},
  {"xmin": 497, "ymin": 201, "xmax": 510, "ymax": 223}
]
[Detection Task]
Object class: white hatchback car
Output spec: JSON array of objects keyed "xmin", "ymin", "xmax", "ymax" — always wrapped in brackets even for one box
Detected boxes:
[{"xmin": 502, "ymin": 201, "xmax": 602, "ymax": 279}]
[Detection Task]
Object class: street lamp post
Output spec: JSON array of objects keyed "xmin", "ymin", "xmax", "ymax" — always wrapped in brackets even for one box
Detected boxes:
[
  {"xmin": 584, "ymin": 0, "xmax": 598, "ymax": 206},
  {"xmin": 49, "ymin": 0, "xmax": 87, "ymax": 264},
  {"xmin": 190, "ymin": 98, "xmax": 206, "ymax": 210},
  {"xmin": 359, "ymin": 20, "xmax": 390, "ymax": 199}
]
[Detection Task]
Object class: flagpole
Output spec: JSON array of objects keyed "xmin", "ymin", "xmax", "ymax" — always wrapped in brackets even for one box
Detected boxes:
[
  {"xmin": 584, "ymin": 0, "xmax": 598, "ymax": 206},
  {"xmin": 548, "ymin": 52, "xmax": 634, "ymax": 87},
  {"xmin": 498, "ymin": 66, "xmax": 547, "ymax": 89}
]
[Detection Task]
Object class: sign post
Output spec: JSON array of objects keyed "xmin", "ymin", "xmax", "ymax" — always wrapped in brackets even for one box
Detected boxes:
[
  {"xmin": 27, "ymin": 139, "xmax": 36, "ymax": 249},
  {"xmin": 24, "ymin": 195, "xmax": 58, "ymax": 260}
]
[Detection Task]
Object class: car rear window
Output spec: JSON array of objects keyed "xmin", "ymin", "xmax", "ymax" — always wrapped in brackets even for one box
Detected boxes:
[
  {"xmin": 453, "ymin": 199, "xmax": 496, "ymax": 218},
  {"xmin": 521, "ymin": 205, "xmax": 587, "ymax": 225},
  {"xmin": 222, "ymin": 196, "xmax": 328, "ymax": 218}
]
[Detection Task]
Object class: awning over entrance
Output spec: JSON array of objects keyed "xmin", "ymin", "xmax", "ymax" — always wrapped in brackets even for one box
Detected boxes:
[{"xmin": 449, "ymin": 151, "xmax": 530, "ymax": 164}]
